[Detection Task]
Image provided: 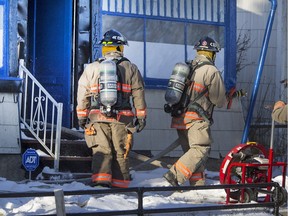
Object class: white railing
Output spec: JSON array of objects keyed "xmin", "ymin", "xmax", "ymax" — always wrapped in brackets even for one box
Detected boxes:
[{"xmin": 18, "ymin": 59, "xmax": 63, "ymax": 171}]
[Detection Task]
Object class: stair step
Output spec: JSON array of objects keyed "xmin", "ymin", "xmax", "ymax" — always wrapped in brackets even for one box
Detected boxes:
[
  {"xmin": 21, "ymin": 139, "xmax": 92, "ymax": 157},
  {"xmin": 40, "ymin": 155, "xmax": 92, "ymax": 161}
]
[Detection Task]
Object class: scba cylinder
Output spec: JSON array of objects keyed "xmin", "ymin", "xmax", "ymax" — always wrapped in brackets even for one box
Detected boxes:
[
  {"xmin": 99, "ymin": 60, "xmax": 118, "ymax": 112},
  {"xmin": 165, "ymin": 62, "xmax": 190, "ymax": 106}
]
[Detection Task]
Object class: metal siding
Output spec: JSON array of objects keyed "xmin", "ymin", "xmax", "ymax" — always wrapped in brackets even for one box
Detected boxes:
[{"xmin": 0, "ymin": 93, "xmax": 21, "ymax": 154}]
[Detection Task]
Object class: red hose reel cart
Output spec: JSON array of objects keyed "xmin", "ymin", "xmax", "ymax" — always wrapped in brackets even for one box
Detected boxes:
[{"xmin": 219, "ymin": 137, "xmax": 287, "ymax": 205}]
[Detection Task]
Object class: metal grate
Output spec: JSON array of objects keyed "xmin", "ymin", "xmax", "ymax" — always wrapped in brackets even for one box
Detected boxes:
[{"xmin": 102, "ymin": 0, "xmax": 225, "ymax": 23}]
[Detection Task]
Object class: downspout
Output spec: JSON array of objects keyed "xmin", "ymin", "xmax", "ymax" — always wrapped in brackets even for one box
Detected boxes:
[{"xmin": 241, "ymin": 0, "xmax": 277, "ymax": 143}]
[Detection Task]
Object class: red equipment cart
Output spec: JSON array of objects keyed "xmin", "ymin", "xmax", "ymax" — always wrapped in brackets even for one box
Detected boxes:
[{"xmin": 219, "ymin": 121, "xmax": 287, "ymax": 205}]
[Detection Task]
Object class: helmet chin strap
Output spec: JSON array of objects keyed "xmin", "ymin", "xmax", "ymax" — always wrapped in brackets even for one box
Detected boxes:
[
  {"xmin": 116, "ymin": 45, "xmax": 124, "ymax": 53},
  {"xmin": 212, "ymin": 52, "xmax": 216, "ymax": 63}
]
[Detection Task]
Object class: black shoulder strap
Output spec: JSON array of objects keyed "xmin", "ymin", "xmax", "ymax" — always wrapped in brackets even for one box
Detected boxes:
[
  {"xmin": 185, "ymin": 60, "xmax": 213, "ymax": 81},
  {"xmin": 115, "ymin": 57, "xmax": 130, "ymax": 65},
  {"xmin": 96, "ymin": 57, "xmax": 105, "ymax": 63},
  {"xmin": 97, "ymin": 56, "xmax": 130, "ymax": 65},
  {"xmin": 191, "ymin": 60, "xmax": 213, "ymax": 72}
]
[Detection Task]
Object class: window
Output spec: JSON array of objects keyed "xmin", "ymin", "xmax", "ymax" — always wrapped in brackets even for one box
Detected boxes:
[
  {"xmin": 99, "ymin": 0, "xmax": 235, "ymax": 89},
  {"xmin": 102, "ymin": 15, "xmax": 225, "ymax": 87}
]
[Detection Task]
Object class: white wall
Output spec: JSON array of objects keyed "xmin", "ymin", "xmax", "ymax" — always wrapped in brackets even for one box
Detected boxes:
[
  {"xmin": 134, "ymin": 89, "xmax": 245, "ymax": 159},
  {"xmin": 236, "ymin": 0, "xmax": 287, "ymax": 119}
]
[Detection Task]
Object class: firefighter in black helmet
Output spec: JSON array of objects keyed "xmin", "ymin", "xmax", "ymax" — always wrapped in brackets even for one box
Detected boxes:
[
  {"xmin": 163, "ymin": 36, "xmax": 226, "ymax": 187},
  {"xmin": 194, "ymin": 36, "xmax": 221, "ymax": 62},
  {"xmin": 77, "ymin": 29, "xmax": 147, "ymax": 188}
]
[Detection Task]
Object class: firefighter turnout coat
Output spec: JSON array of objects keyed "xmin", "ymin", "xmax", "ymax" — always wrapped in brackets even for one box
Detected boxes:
[
  {"xmin": 76, "ymin": 51, "xmax": 146, "ymax": 188},
  {"xmin": 272, "ymin": 101, "xmax": 287, "ymax": 124},
  {"xmin": 168, "ymin": 54, "xmax": 226, "ymax": 186}
]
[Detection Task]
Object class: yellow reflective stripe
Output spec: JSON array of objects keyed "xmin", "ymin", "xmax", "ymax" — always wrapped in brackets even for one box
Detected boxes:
[
  {"xmin": 184, "ymin": 111, "xmax": 203, "ymax": 119},
  {"xmin": 111, "ymin": 179, "xmax": 130, "ymax": 188},
  {"xmin": 90, "ymin": 84, "xmax": 99, "ymax": 93},
  {"xmin": 77, "ymin": 109, "xmax": 89, "ymax": 118},
  {"xmin": 193, "ymin": 83, "xmax": 205, "ymax": 93},
  {"xmin": 189, "ymin": 172, "xmax": 204, "ymax": 181},
  {"xmin": 122, "ymin": 84, "xmax": 132, "ymax": 92},
  {"xmin": 118, "ymin": 110, "xmax": 134, "ymax": 116},
  {"xmin": 175, "ymin": 161, "xmax": 192, "ymax": 178},
  {"xmin": 92, "ymin": 173, "xmax": 112, "ymax": 182},
  {"xmin": 136, "ymin": 109, "xmax": 146, "ymax": 117},
  {"xmin": 102, "ymin": 41, "xmax": 113, "ymax": 45}
]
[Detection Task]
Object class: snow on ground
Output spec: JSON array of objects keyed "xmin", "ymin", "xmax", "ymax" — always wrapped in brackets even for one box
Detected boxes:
[{"xmin": 0, "ymin": 167, "xmax": 286, "ymax": 216}]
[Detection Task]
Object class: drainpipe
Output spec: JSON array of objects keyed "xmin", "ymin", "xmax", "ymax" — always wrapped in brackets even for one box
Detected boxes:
[{"xmin": 241, "ymin": 0, "xmax": 277, "ymax": 143}]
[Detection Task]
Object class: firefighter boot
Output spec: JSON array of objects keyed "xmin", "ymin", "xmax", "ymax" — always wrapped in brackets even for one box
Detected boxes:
[{"xmin": 163, "ymin": 170, "xmax": 179, "ymax": 187}]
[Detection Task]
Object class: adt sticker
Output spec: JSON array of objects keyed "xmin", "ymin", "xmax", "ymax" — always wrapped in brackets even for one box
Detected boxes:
[{"xmin": 22, "ymin": 148, "xmax": 39, "ymax": 171}]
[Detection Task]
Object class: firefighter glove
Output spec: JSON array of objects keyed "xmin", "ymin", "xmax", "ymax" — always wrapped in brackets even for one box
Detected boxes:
[
  {"xmin": 226, "ymin": 88, "xmax": 247, "ymax": 109},
  {"xmin": 273, "ymin": 100, "xmax": 286, "ymax": 111},
  {"xmin": 78, "ymin": 118, "xmax": 87, "ymax": 129},
  {"xmin": 232, "ymin": 89, "xmax": 247, "ymax": 98},
  {"xmin": 135, "ymin": 118, "xmax": 146, "ymax": 133},
  {"xmin": 280, "ymin": 79, "xmax": 288, "ymax": 88}
]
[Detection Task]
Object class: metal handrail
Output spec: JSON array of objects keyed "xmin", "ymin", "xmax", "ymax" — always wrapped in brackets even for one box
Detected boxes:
[
  {"xmin": 0, "ymin": 182, "xmax": 282, "ymax": 216},
  {"xmin": 18, "ymin": 59, "xmax": 63, "ymax": 171}
]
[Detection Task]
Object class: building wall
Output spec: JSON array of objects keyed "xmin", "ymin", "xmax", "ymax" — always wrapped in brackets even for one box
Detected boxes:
[
  {"xmin": 134, "ymin": 0, "xmax": 287, "ymax": 159},
  {"xmin": 236, "ymin": 0, "xmax": 287, "ymax": 120},
  {"xmin": 134, "ymin": 89, "xmax": 245, "ymax": 159}
]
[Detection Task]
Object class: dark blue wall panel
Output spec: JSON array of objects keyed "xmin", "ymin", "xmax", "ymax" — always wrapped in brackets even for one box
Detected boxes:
[{"xmin": 29, "ymin": 0, "xmax": 73, "ymax": 127}]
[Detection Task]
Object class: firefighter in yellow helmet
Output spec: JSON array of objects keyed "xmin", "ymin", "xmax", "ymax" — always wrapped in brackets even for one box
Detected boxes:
[
  {"xmin": 76, "ymin": 29, "xmax": 147, "ymax": 188},
  {"xmin": 163, "ymin": 36, "xmax": 226, "ymax": 187}
]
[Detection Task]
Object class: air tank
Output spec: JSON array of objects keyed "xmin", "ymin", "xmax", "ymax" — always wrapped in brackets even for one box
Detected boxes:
[
  {"xmin": 165, "ymin": 62, "xmax": 190, "ymax": 106},
  {"xmin": 99, "ymin": 60, "xmax": 118, "ymax": 113}
]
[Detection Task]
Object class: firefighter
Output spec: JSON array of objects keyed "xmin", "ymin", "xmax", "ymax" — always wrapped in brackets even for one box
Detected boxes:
[
  {"xmin": 272, "ymin": 101, "xmax": 287, "ymax": 124},
  {"xmin": 163, "ymin": 36, "xmax": 226, "ymax": 186},
  {"xmin": 76, "ymin": 29, "xmax": 147, "ymax": 188},
  {"xmin": 271, "ymin": 79, "xmax": 287, "ymax": 124}
]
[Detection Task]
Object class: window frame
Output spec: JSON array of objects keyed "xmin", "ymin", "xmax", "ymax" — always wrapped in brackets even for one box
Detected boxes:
[
  {"xmin": 92, "ymin": 0, "xmax": 236, "ymax": 91},
  {"xmin": 0, "ymin": 0, "xmax": 8, "ymax": 77}
]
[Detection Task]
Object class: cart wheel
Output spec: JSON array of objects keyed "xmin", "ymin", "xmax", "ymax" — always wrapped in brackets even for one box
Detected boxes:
[
  {"xmin": 272, "ymin": 187, "xmax": 287, "ymax": 206},
  {"xmin": 219, "ymin": 143, "xmax": 268, "ymax": 202},
  {"xmin": 238, "ymin": 188, "xmax": 256, "ymax": 203}
]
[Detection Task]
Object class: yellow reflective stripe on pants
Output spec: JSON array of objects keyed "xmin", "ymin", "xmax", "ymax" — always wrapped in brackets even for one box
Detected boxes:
[
  {"xmin": 112, "ymin": 179, "xmax": 130, "ymax": 188},
  {"xmin": 189, "ymin": 172, "xmax": 205, "ymax": 182},
  {"xmin": 175, "ymin": 161, "xmax": 192, "ymax": 179},
  {"xmin": 92, "ymin": 173, "xmax": 112, "ymax": 183}
]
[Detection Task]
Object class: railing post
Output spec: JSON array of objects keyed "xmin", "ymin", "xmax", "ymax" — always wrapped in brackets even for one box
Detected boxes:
[
  {"xmin": 54, "ymin": 189, "xmax": 66, "ymax": 216},
  {"xmin": 18, "ymin": 59, "xmax": 24, "ymax": 111},
  {"xmin": 54, "ymin": 103, "xmax": 63, "ymax": 171},
  {"xmin": 137, "ymin": 187, "xmax": 144, "ymax": 216}
]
